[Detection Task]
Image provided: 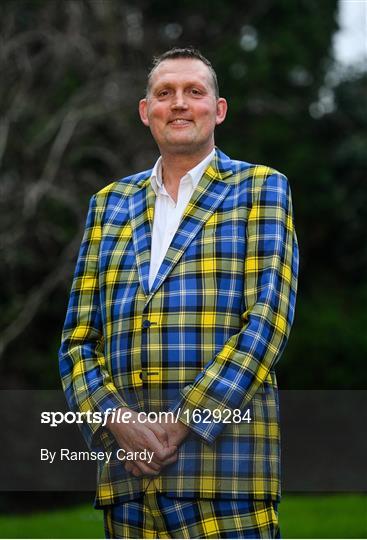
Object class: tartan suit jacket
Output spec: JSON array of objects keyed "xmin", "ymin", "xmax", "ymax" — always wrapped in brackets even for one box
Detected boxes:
[{"xmin": 59, "ymin": 148, "xmax": 299, "ymax": 508}]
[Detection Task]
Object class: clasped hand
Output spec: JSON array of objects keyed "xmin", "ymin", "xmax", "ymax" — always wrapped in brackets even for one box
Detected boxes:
[{"xmin": 106, "ymin": 407, "xmax": 190, "ymax": 477}]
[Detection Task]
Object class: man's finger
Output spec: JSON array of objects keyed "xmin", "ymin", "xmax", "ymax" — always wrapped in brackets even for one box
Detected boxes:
[
  {"xmin": 137, "ymin": 427, "xmax": 175, "ymax": 458},
  {"xmin": 135, "ymin": 460, "xmax": 160, "ymax": 476},
  {"xmin": 141, "ymin": 459, "xmax": 161, "ymax": 472},
  {"xmin": 124, "ymin": 461, "xmax": 145, "ymax": 477},
  {"xmin": 129, "ymin": 464, "xmax": 143, "ymax": 477},
  {"xmin": 147, "ymin": 421, "xmax": 169, "ymax": 446},
  {"xmin": 153, "ymin": 444, "xmax": 178, "ymax": 462},
  {"xmin": 150, "ymin": 448, "xmax": 178, "ymax": 468},
  {"xmin": 158, "ymin": 451, "xmax": 178, "ymax": 467}
]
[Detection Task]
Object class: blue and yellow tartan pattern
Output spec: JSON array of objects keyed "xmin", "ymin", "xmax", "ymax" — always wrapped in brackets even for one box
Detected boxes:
[
  {"xmin": 104, "ymin": 480, "xmax": 280, "ymax": 538},
  {"xmin": 59, "ymin": 148, "xmax": 299, "ymax": 508}
]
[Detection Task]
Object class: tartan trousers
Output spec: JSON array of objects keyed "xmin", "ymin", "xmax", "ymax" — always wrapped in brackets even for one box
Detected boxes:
[{"xmin": 103, "ymin": 479, "xmax": 280, "ymax": 539}]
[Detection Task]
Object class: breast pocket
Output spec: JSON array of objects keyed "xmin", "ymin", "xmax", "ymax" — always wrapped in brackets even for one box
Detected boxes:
[
  {"xmin": 195, "ymin": 215, "xmax": 247, "ymax": 274},
  {"xmin": 179, "ymin": 215, "xmax": 246, "ymax": 317}
]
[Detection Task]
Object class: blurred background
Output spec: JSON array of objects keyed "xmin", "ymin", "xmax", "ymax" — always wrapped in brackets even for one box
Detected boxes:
[{"xmin": 0, "ymin": 0, "xmax": 366, "ymax": 537}]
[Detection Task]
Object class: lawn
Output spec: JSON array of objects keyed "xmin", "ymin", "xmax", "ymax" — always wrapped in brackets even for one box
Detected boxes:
[{"xmin": 0, "ymin": 494, "xmax": 366, "ymax": 538}]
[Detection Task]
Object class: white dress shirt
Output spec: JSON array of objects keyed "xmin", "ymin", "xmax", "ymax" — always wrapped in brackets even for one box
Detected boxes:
[{"xmin": 148, "ymin": 149, "xmax": 215, "ymax": 291}]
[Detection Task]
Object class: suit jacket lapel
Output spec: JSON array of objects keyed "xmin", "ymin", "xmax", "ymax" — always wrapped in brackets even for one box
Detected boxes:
[
  {"xmin": 128, "ymin": 176, "xmax": 156, "ymax": 296},
  {"xmin": 128, "ymin": 149, "xmax": 234, "ymax": 300},
  {"xmin": 148, "ymin": 150, "xmax": 233, "ymax": 299}
]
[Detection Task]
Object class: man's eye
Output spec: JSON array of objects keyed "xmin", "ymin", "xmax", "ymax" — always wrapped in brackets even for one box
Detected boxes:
[
  {"xmin": 191, "ymin": 88, "xmax": 202, "ymax": 95},
  {"xmin": 158, "ymin": 90, "xmax": 169, "ymax": 97}
]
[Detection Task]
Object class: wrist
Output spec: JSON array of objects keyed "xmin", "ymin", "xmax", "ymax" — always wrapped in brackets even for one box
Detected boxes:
[{"xmin": 106, "ymin": 406, "xmax": 132, "ymax": 435}]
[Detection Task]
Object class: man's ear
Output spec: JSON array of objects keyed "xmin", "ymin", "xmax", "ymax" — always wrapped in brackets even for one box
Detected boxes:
[
  {"xmin": 139, "ymin": 99, "xmax": 149, "ymax": 126},
  {"xmin": 215, "ymin": 98, "xmax": 228, "ymax": 126}
]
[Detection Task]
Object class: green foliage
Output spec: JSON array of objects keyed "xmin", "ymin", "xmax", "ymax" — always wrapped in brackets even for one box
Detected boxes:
[{"xmin": 279, "ymin": 284, "xmax": 367, "ymax": 388}]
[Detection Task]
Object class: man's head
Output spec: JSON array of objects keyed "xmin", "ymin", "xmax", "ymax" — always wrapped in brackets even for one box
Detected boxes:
[
  {"xmin": 146, "ymin": 47, "xmax": 219, "ymax": 98},
  {"xmin": 139, "ymin": 47, "xmax": 227, "ymax": 159}
]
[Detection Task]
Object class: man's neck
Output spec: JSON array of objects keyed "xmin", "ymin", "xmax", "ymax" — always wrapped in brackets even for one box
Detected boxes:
[{"xmin": 160, "ymin": 147, "xmax": 215, "ymax": 190}]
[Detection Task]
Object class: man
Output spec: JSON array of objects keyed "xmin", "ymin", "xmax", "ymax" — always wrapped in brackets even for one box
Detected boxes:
[{"xmin": 59, "ymin": 47, "xmax": 299, "ymax": 538}]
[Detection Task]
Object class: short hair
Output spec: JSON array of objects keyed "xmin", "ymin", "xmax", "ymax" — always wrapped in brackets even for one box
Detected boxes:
[{"xmin": 146, "ymin": 47, "xmax": 219, "ymax": 98}]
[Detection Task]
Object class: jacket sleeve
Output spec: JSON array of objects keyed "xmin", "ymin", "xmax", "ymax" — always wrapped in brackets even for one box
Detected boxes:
[
  {"xmin": 170, "ymin": 172, "xmax": 299, "ymax": 443},
  {"xmin": 59, "ymin": 195, "xmax": 128, "ymax": 451}
]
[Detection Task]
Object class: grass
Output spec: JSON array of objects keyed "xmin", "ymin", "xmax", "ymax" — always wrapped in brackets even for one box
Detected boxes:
[
  {"xmin": 281, "ymin": 494, "xmax": 367, "ymax": 538},
  {"xmin": 0, "ymin": 504, "xmax": 104, "ymax": 538},
  {"xmin": 0, "ymin": 494, "xmax": 366, "ymax": 538}
]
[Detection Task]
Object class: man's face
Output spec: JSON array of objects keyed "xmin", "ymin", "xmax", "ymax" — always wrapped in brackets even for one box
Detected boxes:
[{"xmin": 139, "ymin": 58, "xmax": 227, "ymax": 157}]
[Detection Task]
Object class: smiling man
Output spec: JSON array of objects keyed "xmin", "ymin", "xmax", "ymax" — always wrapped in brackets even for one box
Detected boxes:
[
  {"xmin": 139, "ymin": 55, "xmax": 226, "ymax": 162},
  {"xmin": 59, "ymin": 47, "xmax": 299, "ymax": 539}
]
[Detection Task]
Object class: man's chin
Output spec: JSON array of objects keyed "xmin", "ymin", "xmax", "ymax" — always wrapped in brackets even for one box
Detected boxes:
[{"xmin": 162, "ymin": 138, "xmax": 206, "ymax": 155}]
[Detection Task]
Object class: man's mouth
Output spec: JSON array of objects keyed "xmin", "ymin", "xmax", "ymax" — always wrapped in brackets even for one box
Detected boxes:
[{"xmin": 169, "ymin": 119, "xmax": 192, "ymax": 125}]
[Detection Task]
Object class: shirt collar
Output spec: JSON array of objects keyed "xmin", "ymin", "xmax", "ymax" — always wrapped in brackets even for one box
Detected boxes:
[{"xmin": 150, "ymin": 149, "xmax": 215, "ymax": 195}]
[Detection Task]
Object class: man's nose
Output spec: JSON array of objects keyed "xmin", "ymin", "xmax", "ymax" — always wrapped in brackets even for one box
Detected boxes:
[{"xmin": 171, "ymin": 91, "xmax": 188, "ymax": 109}]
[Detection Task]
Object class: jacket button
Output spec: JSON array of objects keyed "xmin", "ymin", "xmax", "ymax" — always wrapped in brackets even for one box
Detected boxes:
[{"xmin": 142, "ymin": 320, "xmax": 152, "ymax": 328}]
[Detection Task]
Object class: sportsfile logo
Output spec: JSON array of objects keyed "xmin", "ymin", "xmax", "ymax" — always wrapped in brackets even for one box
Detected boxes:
[
  {"xmin": 40, "ymin": 409, "xmax": 181, "ymax": 428},
  {"xmin": 40, "ymin": 408, "xmax": 252, "ymax": 427}
]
